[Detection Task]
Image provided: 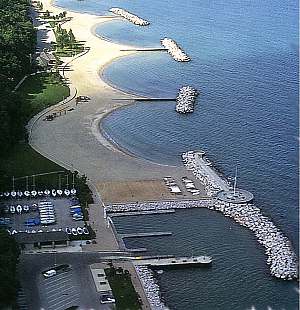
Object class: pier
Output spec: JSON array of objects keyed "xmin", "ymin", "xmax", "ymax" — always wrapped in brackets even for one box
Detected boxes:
[
  {"xmin": 109, "ymin": 209, "xmax": 175, "ymax": 217},
  {"xmin": 134, "ymin": 255, "xmax": 212, "ymax": 268},
  {"xmin": 121, "ymin": 231, "xmax": 172, "ymax": 238},
  {"xmin": 120, "ymin": 48, "xmax": 167, "ymax": 52}
]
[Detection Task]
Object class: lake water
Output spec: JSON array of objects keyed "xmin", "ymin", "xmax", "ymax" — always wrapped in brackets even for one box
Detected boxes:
[{"xmin": 56, "ymin": 0, "xmax": 299, "ymax": 309}]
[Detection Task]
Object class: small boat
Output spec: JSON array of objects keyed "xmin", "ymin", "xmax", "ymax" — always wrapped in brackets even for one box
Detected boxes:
[
  {"xmin": 64, "ymin": 189, "xmax": 70, "ymax": 196},
  {"xmin": 11, "ymin": 191, "xmax": 17, "ymax": 197},
  {"xmin": 44, "ymin": 189, "xmax": 50, "ymax": 195},
  {"xmin": 0, "ymin": 192, "xmax": 3, "ymax": 197},
  {"xmin": 57, "ymin": 228, "xmax": 62, "ymax": 232},
  {"xmin": 31, "ymin": 230, "xmax": 36, "ymax": 233},
  {"xmin": 57, "ymin": 190, "xmax": 63, "ymax": 196},
  {"xmin": 4, "ymin": 192, "xmax": 10, "ymax": 197},
  {"xmin": 83, "ymin": 227, "xmax": 89, "ymax": 235},
  {"xmin": 71, "ymin": 228, "xmax": 77, "ymax": 236},
  {"xmin": 77, "ymin": 227, "xmax": 83, "ymax": 235},
  {"xmin": 24, "ymin": 191, "xmax": 30, "ymax": 197},
  {"xmin": 70, "ymin": 188, "xmax": 77, "ymax": 195},
  {"xmin": 17, "ymin": 191, "xmax": 23, "ymax": 197},
  {"xmin": 16, "ymin": 205, "xmax": 22, "ymax": 213},
  {"xmin": 11, "ymin": 229, "xmax": 17, "ymax": 235},
  {"xmin": 156, "ymin": 270, "xmax": 164, "ymax": 274},
  {"xmin": 31, "ymin": 190, "xmax": 37, "ymax": 197},
  {"xmin": 7, "ymin": 230, "xmax": 11, "ymax": 235},
  {"xmin": 51, "ymin": 189, "xmax": 57, "ymax": 197},
  {"xmin": 65, "ymin": 227, "xmax": 72, "ymax": 234},
  {"xmin": 38, "ymin": 191, "xmax": 44, "ymax": 196},
  {"xmin": 51, "ymin": 228, "xmax": 57, "ymax": 232},
  {"xmin": 37, "ymin": 229, "xmax": 43, "ymax": 232},
  {"xmin": 23, "ymin": 205, "xmax": 29, "ymax": 212},
  {"xmin": 10, "ymin": 206, "xmax": 15, "ymax": 214}
]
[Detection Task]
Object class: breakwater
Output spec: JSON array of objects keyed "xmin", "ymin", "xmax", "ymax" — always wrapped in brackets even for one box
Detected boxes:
[
  {"xmin": 181, "ymin": 150, "xmax": 298, "ymax": 280},
  {"xmin": 109, "ymin": 8, "xmax": 150, "ymax": 26},
  {"xmin": 176, "ymin": 86, "xmax": 199, "ymax": 113},
  {"xmin": 135, "ymin": 265, "xmax": 167, "ymax": 310},
  {"xmin": 161, "ymin": 38, "xmax": 190, "ymax": 62}
]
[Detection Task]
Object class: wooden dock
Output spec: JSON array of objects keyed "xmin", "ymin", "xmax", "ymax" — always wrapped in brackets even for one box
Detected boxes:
[
  {"xmin": 121, "ymin": 231, "xmax": 172, "ymax": 238},
  {"xmin": 133, "ymin": 255, "xmax": 212, "ymax": 268}
]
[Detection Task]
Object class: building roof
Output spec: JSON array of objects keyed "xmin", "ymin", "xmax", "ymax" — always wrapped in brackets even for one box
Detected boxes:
[{"xmin": 15, "ymin": 231, "xmax": 69, "ymax": 244}]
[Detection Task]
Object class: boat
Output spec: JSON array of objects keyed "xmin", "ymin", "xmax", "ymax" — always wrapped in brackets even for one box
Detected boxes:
[
  {"xmin": 70, "ymin": 188, "xmax": 77, "ymax": 195},
  {"xmin": 82, "ymin": 227, "xmax": 89, "ymax": 235},
  {"xmin": 57, "ymin": 190, "xmax": 63, "ymax": 196},
  {"xmin": 4, "ymin": 192, "xmax": 10, "ymax": 197},
  {"xmin": 10, "ymin": 206, "xmax": 15, "ymax": 214},
  {"xmin": 16, "ymin": 205, "xmax": 22, "ymax": 213},
  {"xmin": 23, "ymin": 205, "xmax": 29, "ymax": 212},
  {"xmin": 31, "ymin": 230, "xmax": 36, "ymax": 233},
  {"xmin": 65, "ymin": 227, "xmax": 72, "ymax": 234},
  {"xmin": 31, "ymin": 190, "xmax": 37, "ymax": 197},
  {"xmin": 38, "ymin": 191, "xmax": 44, "ymax": 196},
  {"xmin": 17, "ymin": 191, "xmax": 23, "ymax": 197},
  {"xmin": 51, "ymin": 228, "xmax": 57, "ymax": 232},
  {"xmin": 24, "ymin": 191, "xmax": 30, "ymax": 197},
  {"xmin": 51, "ymin": 189, "xmax": 57, "ymax": 197},
  {"xmin": 64, "ymin": 189, "xmax": 70, "ymax": 196},
  {"xmin": 44, "ymin": 189, "xmax": 50, "ymax": 195},
  {"xmin": 11, "ymin": 229, "xmax": 17, "ymax": 235},
  {"xmin": 71, "ymin": 228, "xmax": 77, "ymax": 235},
  {"xmin": 11, "ymin": 191, "xmax": 17, "ymax": 197},
  {"xmin": 77, "ymin": 227, "xmax": 83, "ymax": 235}
]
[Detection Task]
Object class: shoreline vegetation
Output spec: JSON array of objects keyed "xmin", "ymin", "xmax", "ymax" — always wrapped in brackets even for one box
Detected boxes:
[{"xmin": 0, "ymin": 1, "xmax": 93, "ymax": 306}]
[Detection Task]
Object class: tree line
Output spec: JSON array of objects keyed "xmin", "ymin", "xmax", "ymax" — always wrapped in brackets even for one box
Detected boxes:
[{"xmin": 0, "ymin": 0, "xmax": 36, "ymax": 156}]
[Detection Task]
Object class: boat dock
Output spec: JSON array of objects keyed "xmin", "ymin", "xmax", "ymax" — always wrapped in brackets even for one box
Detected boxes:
[
  {"xmin": 109, "ymin": 209, "xmax": 175, "ymax": 217},
  {"xmin": 133, "ymin": 255, "xmax": 212, "ymax": 268},
  {"xmin": 121, "ymin": 231, "xmax": 172, "ymax": 238}
]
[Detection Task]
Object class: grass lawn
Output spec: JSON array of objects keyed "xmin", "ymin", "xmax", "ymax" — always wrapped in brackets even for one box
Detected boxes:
[
  {"xmin": 16, "ymin": 72, "xmax": 69, "ymax": 118},
  {"xmin": 105, "ymin": 267, "xmax": 141, "ymax": 310}
]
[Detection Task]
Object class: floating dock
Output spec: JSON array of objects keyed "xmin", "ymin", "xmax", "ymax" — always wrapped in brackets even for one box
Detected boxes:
[
  {"xmin": 133, "ymin": 255, "xmax": 212, "ymax": 268},
  {"xmin": 121, "ymin": 231, "xmax": 172, "ymax": 238}
]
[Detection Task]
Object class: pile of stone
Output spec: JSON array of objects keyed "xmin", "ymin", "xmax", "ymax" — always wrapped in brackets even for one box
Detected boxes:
[
  {"xmin": 161, "ymin": 38, "xmax": 190, "ymax": 62},
  {"xmin": 135, "ymin": 265, "xmax": 167, "ymax": 309},
  {"xmin": 110, "ymin": 8, "xmax": 150, "ymax": 26},
  {"xmin": 176, "ymin": 86, "xmax": 198, "ymax": 113}
]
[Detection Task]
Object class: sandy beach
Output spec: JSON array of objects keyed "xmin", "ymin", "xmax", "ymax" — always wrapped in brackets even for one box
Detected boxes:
[{"xmin": 30, "ymin": 0, "xmax": 195, "ymax": 188}]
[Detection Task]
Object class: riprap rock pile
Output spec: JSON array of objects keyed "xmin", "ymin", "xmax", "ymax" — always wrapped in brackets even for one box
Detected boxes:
[
  {"xmin": 110, "ymin": 8, "xmax": 150, "ymax": 26},
  {"xmin": 176, "ymin": 86, "xmax": 198, "ymax": 113},
  {"xmin": 161, "ymin": 38, "xmax": 190, "ymax": 62}
]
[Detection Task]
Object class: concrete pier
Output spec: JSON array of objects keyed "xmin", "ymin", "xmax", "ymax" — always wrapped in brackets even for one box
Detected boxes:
[
  {"xmin": 134, "ymin": 255, "xmax": 212, "ymax": 268},
  {"xmin": 109, "ymin": 209, "xmax": 175, "ymax": 217}
]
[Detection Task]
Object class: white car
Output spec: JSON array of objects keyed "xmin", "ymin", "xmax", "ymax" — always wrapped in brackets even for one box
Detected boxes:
[{"xmin": 43, "ymin": 270, "xmax": 57, "ymax": 278}]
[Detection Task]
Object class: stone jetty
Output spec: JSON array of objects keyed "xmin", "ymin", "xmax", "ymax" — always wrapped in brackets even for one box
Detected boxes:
[
  {"xmin": 176, "ymin": 86, "xmax": 198, "ymax": 113},
  {"xmin": 109, "ymin": 8, "xmax": 150, "ymax": 26},
  {"xmin": 161, "ymin": 38, "xmax": 190, "ymax": 62},
  {"xmin": 182, "ymin": 150, "xmax": 298, "ymax": 280},
  {"xmin": 135, "ymin": 265, "xmax": 167, "ymax": 310}
]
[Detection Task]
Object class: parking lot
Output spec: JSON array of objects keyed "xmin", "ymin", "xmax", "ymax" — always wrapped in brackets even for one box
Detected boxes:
[
  {"xmin": 1, "ymin": 197, "xmax": 85, "ymax": 234},
  {"xmin": 39, "ymin": 267, "xmax": 80, "ymax": 310}
]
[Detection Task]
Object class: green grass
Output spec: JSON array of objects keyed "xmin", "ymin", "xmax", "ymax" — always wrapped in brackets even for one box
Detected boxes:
[
  {"xmin": 17, "ymin": 72, "xmax": 69, "ymax": 118},
  {"xmin": 105, "ymin": 267, "xmax": 142, "ymax": 310}
]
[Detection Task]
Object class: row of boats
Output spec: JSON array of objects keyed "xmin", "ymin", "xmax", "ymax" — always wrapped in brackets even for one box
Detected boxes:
[
  {"xmin": 0, "ymin": 188, "xmax": 77, "ymax": 199},
  {"xmin": 7, "ymin": 226, "xmax": 89, "ymax": 236},
  {"xmin": 110, "ymin": 8, "xmax": 150, "ymax": 26},
  {"xmin": 6, "ymin": 204, "xmax": 30, "ymax": 214},
  {"xmin": 135, "ymin": 265, "xmax": 166, "ymax": 310},
  {"xmin": 176, "ymin": 86, "xmax": 199, "ymax": 113},
  {"xmin": 161, "ymin": 38, "xmax": 190, "ymax": 62}
]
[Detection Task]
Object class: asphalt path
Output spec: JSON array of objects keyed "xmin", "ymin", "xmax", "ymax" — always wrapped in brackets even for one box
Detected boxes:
[{"xmin": 19, "ymin": 252, "xmax": 117, "ymax": 310}]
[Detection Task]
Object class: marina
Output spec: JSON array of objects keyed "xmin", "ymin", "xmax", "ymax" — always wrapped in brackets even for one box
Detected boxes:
[
  {"xmin": 161, "ymin": 38, "xmax": 190, "ymax": 62},
  {"xmin": 109, "ymin": 8, "xmax": 150, "ymax": 26}
]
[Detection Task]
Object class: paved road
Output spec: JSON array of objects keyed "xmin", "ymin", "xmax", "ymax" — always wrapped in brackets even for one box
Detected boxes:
[{"xmin": 19, "ymin": 253, "xmax": 116, "ymax": 310}]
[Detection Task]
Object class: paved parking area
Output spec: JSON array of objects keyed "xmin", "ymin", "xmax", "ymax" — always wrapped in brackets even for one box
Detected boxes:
[
  {"xmin": 39, "ymin": 268, "xmax": 80, "ymax": 310},
  {"xmin": 1, "ymin": 197, "xmax": 85, "ymax": 232}
]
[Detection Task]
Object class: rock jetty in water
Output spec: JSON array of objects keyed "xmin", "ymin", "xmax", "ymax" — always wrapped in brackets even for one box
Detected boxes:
[
  {"xmin": 176, "ymin": 86, "xmax": 198, "ymax": 113},
  {"xmin": 182, "ymin": 151, "xmax": 298, "ymax": 280},
  {"xmin": 161, "ymin": 38, "xmax": 190, "ymax": 62},
  {"xmin": 109, "ymin": 8, "xmax": 150, "ymax": 26}
]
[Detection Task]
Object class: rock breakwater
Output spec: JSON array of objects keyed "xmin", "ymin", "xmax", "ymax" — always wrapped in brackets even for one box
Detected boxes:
[
  {"xmin": 109, "ymin": 8, "xmax": 150, "ymax": 26},
  {"xmin": 161, "ymin": 38, "xmax": 190, "ymax": 62},
  {"xmin": 176, "ymin": 86, "xmax": 198, "ymax": 113}
]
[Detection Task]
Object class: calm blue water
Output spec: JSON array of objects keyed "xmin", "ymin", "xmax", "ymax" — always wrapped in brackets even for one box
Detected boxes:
[{"xmin": 56, "ymin": 0, "xmax": 299, "ymax": 309}]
